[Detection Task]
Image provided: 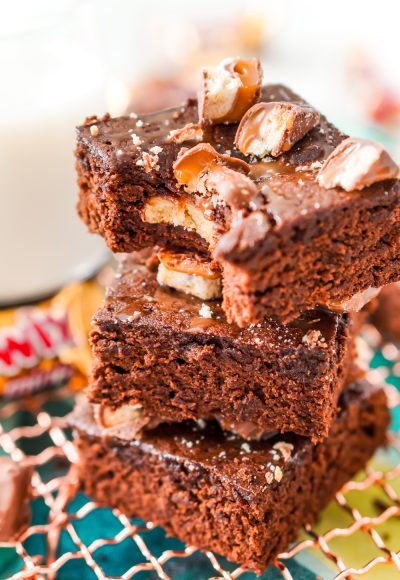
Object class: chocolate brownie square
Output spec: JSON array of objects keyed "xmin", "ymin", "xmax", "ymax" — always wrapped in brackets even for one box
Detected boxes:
[
  {"xmin": 71, "ymin": 380, "xmax": 389, "ymax": 573},
  {"xmin": 76, "ymin": 85, "xmax": 400, "ymax": 325},
  {"xmin": 88, "ymin": 256, "xmax": 357, "ymax": 441}
]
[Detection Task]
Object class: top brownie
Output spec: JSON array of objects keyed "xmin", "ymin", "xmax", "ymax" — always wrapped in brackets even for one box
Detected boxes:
[{"xmin": 76, "ymin": 74, "xmax": 400, "ymax": 324}]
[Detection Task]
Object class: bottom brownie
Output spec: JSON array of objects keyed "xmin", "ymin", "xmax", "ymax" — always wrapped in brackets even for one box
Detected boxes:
[{"xmin": 71, "ymin": 380, "xmax": 389, "ymax": 573}]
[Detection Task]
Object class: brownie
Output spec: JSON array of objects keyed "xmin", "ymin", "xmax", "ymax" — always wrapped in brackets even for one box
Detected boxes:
[
  {"xmin": 89, "ymin": 256, "xmax": 357, "ymax": 441},
  {"xmin": 76, "ymin": 84, "xmax": 400, "ymax": 325},
  {"xmin": 71, "ymin": 380, "xmax": 389, "ymax": 573},
  {"xmin": 370, "ymin": 283, "xmax": 400, "ymax": 341}
]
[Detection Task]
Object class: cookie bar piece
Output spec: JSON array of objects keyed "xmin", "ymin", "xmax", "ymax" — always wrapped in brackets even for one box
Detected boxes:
[
  {"xmin": 76, "ymin": 83, "xmax": 400, "ymax": 325},
  {"xmin": 71, "ymin": 380, "xmax": 389, "ymax": 573},
  {"xmin": 89, "ymin": 256, "xmax": 355, "ymax": 441}
]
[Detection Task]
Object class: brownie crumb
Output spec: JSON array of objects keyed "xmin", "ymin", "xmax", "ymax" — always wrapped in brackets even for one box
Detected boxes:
[
  {"xmin": 241, "ymin": 442, "xmax": 251, "ymax": 453},
  {"xmin": 302, "ymin": 329, "xmax": 327, "ymax": 349},
  {"xmin": 131, "ymin": 133, "xmax": 142, "ymax": 146},
  {"xmin": 273, "ymin": 441, "xmax": 294, "ymax": 461},
  {"xmin": 199, "ymin": 303, "xmax": 213, "ymax": 318},
  {"xmin": 89, "ymin": 125, "xmax": 99, "ymax": 136}
]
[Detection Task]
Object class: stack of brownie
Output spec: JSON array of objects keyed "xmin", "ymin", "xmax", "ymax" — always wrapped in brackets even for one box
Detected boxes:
[{"xmin": 70, "ymin": 57, "xmax": 400, "ymax": 572}]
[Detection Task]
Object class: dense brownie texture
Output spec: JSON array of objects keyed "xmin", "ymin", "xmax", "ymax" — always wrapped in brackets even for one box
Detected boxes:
[
  {"xmin": 76, "ymin": 84, "xmax": 400, "ymax": 325},
  {"xmin": 370, "ymin": 283, "xmax": 400, "ymax": 341},
  {"xmin": 72, "ymin": 381, "xmax": 389, "ymax": 573},
  {"xmin": 89, "ymin": 256, "xmax": 356, "ymax": 441}
]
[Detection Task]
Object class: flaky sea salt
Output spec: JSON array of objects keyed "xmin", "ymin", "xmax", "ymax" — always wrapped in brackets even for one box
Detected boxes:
[{"xmin": 199, "ymin": 303, "xmax": 213, "ymax": 318}]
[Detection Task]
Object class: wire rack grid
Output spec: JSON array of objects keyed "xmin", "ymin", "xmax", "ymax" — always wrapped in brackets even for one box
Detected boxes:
[{"xmin": 1, "ymin": 327, "xmax": 400, "ymax": 580}]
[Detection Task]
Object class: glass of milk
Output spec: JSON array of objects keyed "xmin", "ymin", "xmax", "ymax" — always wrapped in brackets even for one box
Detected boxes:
[{"xmin": 0, "ymin": 0, "xmax": 108, "ymax": 305}]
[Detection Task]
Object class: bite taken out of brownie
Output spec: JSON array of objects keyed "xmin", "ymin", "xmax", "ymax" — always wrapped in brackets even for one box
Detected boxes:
[
  {"xmin": 71, "ymin": 380, "xmax": 389, "ymax": 573},
  {"xmin": 76, "ymin": 59, "xmax": 400, "ymax": 326},
  {"xmin": 88, "ymin": 255, "xmax": 359, "ymax": 442}
]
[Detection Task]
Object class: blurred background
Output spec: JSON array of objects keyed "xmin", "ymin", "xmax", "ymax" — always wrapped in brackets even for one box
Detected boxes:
[
  {"xmin": 1, "ymin": 3, "xmax": 400, "ymax": 578},
  {"xmin": 1, "ymin": 0, "xmax": 399, "ymax": 305}
]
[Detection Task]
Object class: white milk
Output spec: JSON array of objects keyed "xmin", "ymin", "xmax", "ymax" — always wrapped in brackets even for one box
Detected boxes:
[{"xmin": 0, "ymin": 1, "xmax": 108, "ymax": 304}]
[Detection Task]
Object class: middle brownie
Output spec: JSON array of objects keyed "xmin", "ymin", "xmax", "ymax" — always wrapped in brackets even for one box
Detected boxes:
[{"xmin": 89, "ymin": 255, "xmax": 356, "ymax": 441}]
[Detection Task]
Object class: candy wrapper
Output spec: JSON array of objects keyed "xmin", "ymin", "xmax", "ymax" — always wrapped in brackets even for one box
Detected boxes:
[{"xmin": 0, "ymin": 279, "xmax": 105, "ymax": 398}]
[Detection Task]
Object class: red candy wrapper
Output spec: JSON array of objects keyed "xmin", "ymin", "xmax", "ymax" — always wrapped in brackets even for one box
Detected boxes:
[{"xmin": 0, "ymin": 280, "xmax": 105, "ymax": 398}]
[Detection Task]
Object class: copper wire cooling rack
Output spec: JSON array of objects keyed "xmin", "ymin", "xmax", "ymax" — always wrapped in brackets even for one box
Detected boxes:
[{"xmin": 1, "ymin": 327, "xmax": 400, "ymax": 579}]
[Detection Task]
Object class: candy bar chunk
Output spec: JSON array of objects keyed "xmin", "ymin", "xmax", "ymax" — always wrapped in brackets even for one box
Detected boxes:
[
  {"xmin": 235, "ymin": 101, "xmax": 320, "ymax": 158},
  {"xmin": 71, "ymin": 380, "xmax": 389, "ymax": 573},
  {"xmin": 317, "ymin": 137, "xmax": 398, "ymax": 191},
  {"xmin": 88, "ymin": 256, "xmax": 357, "ymax": 441},
  {"xmin": 173, "ymin": 143, "xmax": 258, "ymax": 210},
  {"xmin": 157, "ymin": 250, "xmax": 222, "ymax": 300},
  {"xmin": 76, "ymin": 84, "xmax": 400, "ymax": 324},
  {"xmin": 198, "ymin": 57, "xmax": 262, "ymax": 124}
]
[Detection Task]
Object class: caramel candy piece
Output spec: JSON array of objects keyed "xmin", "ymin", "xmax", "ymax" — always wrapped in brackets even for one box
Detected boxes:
[
  {"xmin": 174, "ymin": 143, "xmax": 251, "ymax": 191},
  {"xmin": 157, "ymin": 250, "xmax": 222, "ymax": 300},
  {"xmin": 173, "ymin": 143, "xmax": 258, "ymax": 209},
  {"xmin": 158, "ymin": 251, "xmax": 220, "ymax": 280},
  {"xmin": 198, "ymin": 57, "xmax": 262, "ymax": 124},
  {"xmin": 317, "ymin": 137, "xmax": 399, "ymax": 191},
  {"xmin": 235, "ymin": 101, "xmax": 320, "ymax": 158},
  {"xmin": 157, "ymin": 263, "xmax": 222, "ymax": 300},
  {"xmin": 95, "ymin": 403, "xmax": 159, "ymax": 440},
  {"xmin": 0, "ymin": 458, "xmax": 32, "ymax": 541},
  {"xmin": 97, "ymin": 403, "xmax": 144, "ymax": 428}
]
